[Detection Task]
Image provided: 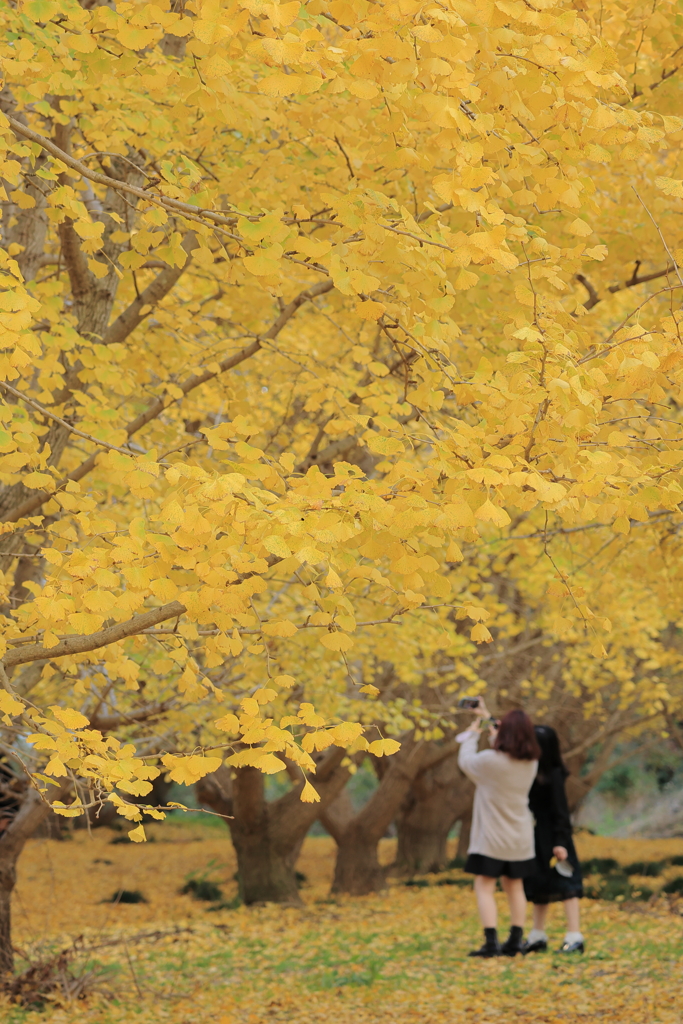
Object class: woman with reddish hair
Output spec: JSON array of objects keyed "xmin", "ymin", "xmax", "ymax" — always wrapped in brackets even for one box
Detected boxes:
[{"xmin": 458, "ymin": 702, "xmax": 540, "ymax": 957}]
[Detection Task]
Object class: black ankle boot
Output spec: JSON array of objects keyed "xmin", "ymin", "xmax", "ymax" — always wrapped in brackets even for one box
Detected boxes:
[
  {"xmin": 468, "ymin": 927, "xmax": 501, "ymax": 958},
  {"xmin": 501, "ymin": 925, "xmax": 524, "ymax": 957}
]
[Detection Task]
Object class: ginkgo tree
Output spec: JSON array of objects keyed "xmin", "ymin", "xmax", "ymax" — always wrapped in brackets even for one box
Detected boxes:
[{"xmin": 1, "ymin": 0, "xmax": 683, "ymax": 972}]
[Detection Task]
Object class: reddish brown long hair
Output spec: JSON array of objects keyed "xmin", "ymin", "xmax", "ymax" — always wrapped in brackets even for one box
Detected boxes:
[{"xmin": 494, "ymin": 709, "xmax": 541, "ymax": 761}]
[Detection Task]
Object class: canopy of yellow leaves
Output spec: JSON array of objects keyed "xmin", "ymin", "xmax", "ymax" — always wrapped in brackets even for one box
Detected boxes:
[{"xmin": 1, "ymin": 0, "xmax": 683, "ymax": 822}]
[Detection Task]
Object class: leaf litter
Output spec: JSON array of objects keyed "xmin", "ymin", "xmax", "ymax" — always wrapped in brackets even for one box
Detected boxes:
[{"xmin": 3, "ymin": 823, "xmax": 682, "ymax": 1023}]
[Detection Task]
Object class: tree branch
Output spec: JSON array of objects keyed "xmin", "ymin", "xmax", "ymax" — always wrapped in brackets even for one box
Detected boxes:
[
  {"xmin": 7, "ymin": 114, "xmax": 241, "ymax": 232},
  {"xmin": 0, "ymin": 382, "xmax": 138, "ymax": 457},
  {"xmin": 102, "ymin": 233, "xmax": 196, "ymax": 347},
  {"xmin": 578, "ymin": 260, "xmax": 680, "ymax": 311},
  {"xmin": 2, "ymin": 280, "xmax": 334, "ymax": 524},
  {"xmin": 414, "ymin": 740, "xmax": 460, "ymax": 777},
  {"xmin": 57, "ymin": 218, "xmax": 92, "ymax": 300},
  {"xmin": 2, "ymin": 601, "xmax": 186, "ymax": 670},
  {"xmin": 576, "ymin": 272, "xmax": 600, "ymax": 310},
  {"xmin": 89, "ymin": 700, "xmax": 178, "ymax": 732},
  {"xmin": 0, "ymin": 779, "xmax": 71, "ymax": 859},
  {"xmin": 53, "ymin": 121, "xmax": 93, "ymax": 301},
  {"xmin": 416, "ymin": 202, "xmax": 454, "ymax": 224}
]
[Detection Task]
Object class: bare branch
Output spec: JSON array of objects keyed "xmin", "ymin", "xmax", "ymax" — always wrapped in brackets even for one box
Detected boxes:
[
  {"xmin": 578, "ymin": 260, "xmax": 679, "ymax": 311},
  {"xmin": 576, "ymin": 273, "xmax": 600, "ymax": 310}
]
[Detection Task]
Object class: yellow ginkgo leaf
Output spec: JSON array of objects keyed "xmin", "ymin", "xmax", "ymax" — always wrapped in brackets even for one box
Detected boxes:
[
  {"xmin": 127, "ymin": 824, "xmax": 147, "ymax": 842},
  {"xmin": 320, "ymin": 632, "xmax": 354, "ymax": 652},
  {"xmin": 240, "ymin": 697, "xmax": 260, "ymax": 717},
  {"xmin": 161, "ymin": 754, "xmax": 223, "ymax": 786},
  {"xmin": 261, "ymin": 620, "xmax": 298, "ymax": 637},
  {"xmin": 273, "ymin": 675, "xmax": 297, "ymax": 689},
  {"xmin": 300, "ymin": 779, "xmax": 321, "ymax": 803},
  {"xmin": 0, "ymin": 691, "xmax": 24, "ymax": 717},
  {"xmin": 367, "ymin": 738, "xmax": 401, "ymax": 757},
  {"xmin": 51, "ymin": 800, "xmax": 84, "ymax": 818},
  {"xmin": 475, "ymin": 499, "xmax": 511, "ymax": 528},
  {"xmin": 50, "ymin": 707, "xmax": 89, "ymax": 731},
  {"xmin": 359, "ymin": 684, "xmax": 380, "ymax": 697},
  {"xmin": 329, "ymin": 722, "xmax": 364, "ymax": 744},
  {"xmin": 214, "ymin": 713, "xmax": 240, "ymax": 734},
  {"xmin": 471, "ymin": 623, "xmax": 493, "ymax": 644}
]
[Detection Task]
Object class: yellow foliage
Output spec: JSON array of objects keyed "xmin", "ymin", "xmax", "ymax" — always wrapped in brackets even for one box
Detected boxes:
[{"xmin": 0, "ymin": 0, "xmax": 683, "ymax": 822}]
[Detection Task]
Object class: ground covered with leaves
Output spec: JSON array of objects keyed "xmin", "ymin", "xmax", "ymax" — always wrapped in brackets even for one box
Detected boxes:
[{"xmin": 4, "ymin": 822, "xmax": 683, "ymax": 1023}]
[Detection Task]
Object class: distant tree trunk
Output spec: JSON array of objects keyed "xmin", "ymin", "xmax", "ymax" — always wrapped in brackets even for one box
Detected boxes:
[
  {"xmin": 331, "ymin": 735, "xmax": 459, "ymax": 896},
  {"xmin": 561, "ymin": 725, "xmax": 621, "ymax": 811},
  {"xmin": 197, "ymin": 746, "xmax": 351, "ymax": 905},
  {"xmin": 394, "ymin": 757, "xmax": 474, "ymax": 875},
  {"xmin": 0, "ymin": 782, "xmax": 70, "ymax": 974}
]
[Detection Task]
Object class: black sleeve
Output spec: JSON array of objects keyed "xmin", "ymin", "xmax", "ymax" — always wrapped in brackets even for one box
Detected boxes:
[{"xmin": 549, "ymin": 768, "xmax": 573, "ymax": 848}]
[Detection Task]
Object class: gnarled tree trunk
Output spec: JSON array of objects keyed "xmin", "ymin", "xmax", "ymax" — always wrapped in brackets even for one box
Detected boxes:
[
  {"xmin": 331, "ymin": 735, "xmax": 459, "ymax": 896},
  {"xmin": 198, "ymin": 746, "xmax": 351, "ymax": 905},
  {"xmin": 0, "ymin": 782, "xmax": 70, "ymax": 973},
  {"xmin": 394, "ymin": 756, "xmax": 474, "ymax": 875}
]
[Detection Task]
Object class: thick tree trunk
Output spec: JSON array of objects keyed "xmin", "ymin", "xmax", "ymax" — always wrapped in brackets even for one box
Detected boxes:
[
  {"xmin": 0, "ymin": 863, "xmax": 12, "ymax": 975},
  {"xmin": 394, "ymin": 756, "xmax": 474, "ymax": 875},
  {"xmin": 229, "ymin": 766, "xmax": 302, "ymax": 905},
  {"xmin": 332, "ymin": 820, "xmax": 388, "ymax": 896},
  {"xmin": 0, "ymin": 782, "xmax": 70, "ymax": 973},
  {"xmin": 331, "ymin": 735, "xmax": 460, "ymax": 896},
  {"xmin": 197, "ymin": 747, "xmax": 350, "ymax": 905}
]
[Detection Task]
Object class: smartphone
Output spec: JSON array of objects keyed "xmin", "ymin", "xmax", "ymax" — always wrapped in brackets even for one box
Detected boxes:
[{"xmin": 457, "ymin": 697, "xmax": 481, "ymax": 710}]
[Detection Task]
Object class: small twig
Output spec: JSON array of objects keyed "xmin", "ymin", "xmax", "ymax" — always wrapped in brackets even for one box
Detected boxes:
[
  {"xmin": 496, "ymin": 52, "xmax": 559, "ymax": 77},
  {"xmin": 79, "ymin": 151, "xmax": 154, "ymax": 179},
  {"xmin": 576, "ymin": 273, "xmax": 600, "ymax": 310},
  {"xmin": 334, "ymin": 135, "xmax": 355, "ymax": 179},
  {"xmin": 632, "ymin": 187, "xmax": 683, "ymax": 287},
  {"xmin": 0, "ymin": 382, "xmax": 139, "ymax": 457},
  {"xmin": 123, "ymin": 941, "xmax": 144, "ymax": 1000},
  {"xmin": 542, "ymin": 511, "xmax": 590, "ymax": 632}
]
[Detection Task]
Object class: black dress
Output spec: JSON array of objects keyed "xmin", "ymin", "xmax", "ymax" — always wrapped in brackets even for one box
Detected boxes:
[{"xmin": 523, "ymin": 767, "xmax": 583, "ymax": 905}]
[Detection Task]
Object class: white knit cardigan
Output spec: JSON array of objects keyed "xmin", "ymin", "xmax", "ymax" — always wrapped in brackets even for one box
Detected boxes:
[{"xmin": 458, "ymin": 730, "xmax": 538, "ymax": 862}]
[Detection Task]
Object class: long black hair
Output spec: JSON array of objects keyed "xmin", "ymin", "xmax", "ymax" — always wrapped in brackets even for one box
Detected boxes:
[{"xmin": 534, "ymin": 725, "xmax": 568, "ymax": 782}]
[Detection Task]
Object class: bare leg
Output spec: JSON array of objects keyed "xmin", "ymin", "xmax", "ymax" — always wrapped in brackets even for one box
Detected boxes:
[
  {"xmin": 532, "ymin": 903, "xmax": 549, "ymax": 931},
  {"xmin": 474, "ymin": 875, "xmax": 497, "ymax": 928},
  {"xmin": 564, "ymin": 897, "xmax": 581, "ymax": 932},
  {"xmin": 501, "ymin": 876, "xmax": 526, "ymax": 928}
]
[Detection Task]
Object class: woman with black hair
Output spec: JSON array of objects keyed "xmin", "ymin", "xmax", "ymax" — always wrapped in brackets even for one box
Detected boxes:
[{"xmin": 522, "ymin": 725, "xmax": 584, "ymax": 954}]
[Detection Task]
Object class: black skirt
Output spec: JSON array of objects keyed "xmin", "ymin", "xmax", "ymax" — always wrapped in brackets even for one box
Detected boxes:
[
  {"xmin": 524, "ymin": 769, "xmax": 584, "ymax": 904},
  {"xmin": 465, "ymin": 853, "xmax": 538, "ymax": 879},
  {"xmin": 523, "ymin": 840, "xmax": 583, "ymax": 904}
]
